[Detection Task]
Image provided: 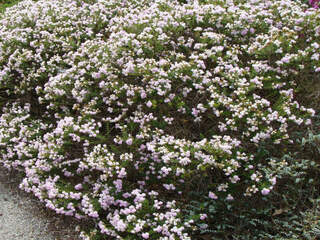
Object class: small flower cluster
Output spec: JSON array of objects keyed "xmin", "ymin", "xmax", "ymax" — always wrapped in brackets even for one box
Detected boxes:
[
  {"xmin": 309, "ymin": 0, "xmax": 320, "ymax": 8},
  {"xmin": 0, "ymin": 0, "xmax": 319, "ymax": 239}
]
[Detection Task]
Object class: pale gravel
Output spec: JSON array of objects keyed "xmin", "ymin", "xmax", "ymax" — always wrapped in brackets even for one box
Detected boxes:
[{"xmin": 0, "ymin": 166, "xmax": 84, "ymax": 240}]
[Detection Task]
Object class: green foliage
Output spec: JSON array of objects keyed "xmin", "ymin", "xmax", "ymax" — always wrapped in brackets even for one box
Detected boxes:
[{"xmin": 0, "ymin": 0, "xmax": 23, "ymax": 13}]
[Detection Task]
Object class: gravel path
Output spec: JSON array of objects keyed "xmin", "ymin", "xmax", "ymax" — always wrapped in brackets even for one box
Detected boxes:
[{"xmin": 0, "ymin": 167, "xmax": 83, "ymax": 240}]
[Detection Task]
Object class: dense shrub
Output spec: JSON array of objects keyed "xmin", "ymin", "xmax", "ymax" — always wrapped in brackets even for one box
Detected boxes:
[{"xmin": 0, "ymin": 0, "xmax": 320, "ymax": 239}]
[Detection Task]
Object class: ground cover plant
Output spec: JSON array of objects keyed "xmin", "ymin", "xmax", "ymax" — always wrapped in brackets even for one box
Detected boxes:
[{"xmin": 1, "ymin": 0, "xmax": 320, "ymax": 239}]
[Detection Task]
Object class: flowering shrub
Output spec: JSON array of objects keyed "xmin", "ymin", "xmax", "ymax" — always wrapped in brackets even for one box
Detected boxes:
[{"xmin": 0, "ymin": 0, "xmax": 320, "ymax": 239}]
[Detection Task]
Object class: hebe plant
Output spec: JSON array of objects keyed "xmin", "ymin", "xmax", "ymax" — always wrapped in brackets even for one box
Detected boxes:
[{"xmin": 0, "ymin": 0, "xmax": 320, "ymax": 239}]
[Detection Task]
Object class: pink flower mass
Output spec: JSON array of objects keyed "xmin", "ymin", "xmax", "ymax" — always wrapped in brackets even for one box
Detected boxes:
[
  {"xmin": 0, "ymin": 0, "xmax": 318, "ymax": 239},
  {"xmin": 309, "ymin": 0, "xmax": 319, "ymax": 8}
]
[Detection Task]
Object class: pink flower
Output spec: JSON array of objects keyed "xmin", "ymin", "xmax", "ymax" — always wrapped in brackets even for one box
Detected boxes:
[
  {"xmin": 270, "ymin": 177, "xmax": 277, "ymax": 185},
  {"xmin": 92, "ymin": 72, "xmax": 101, "ymax": 79},
  {"xmin": 241, "ymin": 29, "xmax": 248, "ymax": 36},
  {"xmin": 113, "ymin": 179, "xmax": 122, "ymax": 192},
  {"xmin": 191, "ymin": 108, "xmax": 199, "ymax": 117},
  {"xmin": 200, "ymin": 214, "xmax": 207, "ymax": 220},
  {"xmin": 208, "ymin": 191, "xmax": 218, "ymax": 199},
  {"xmin": 309, "ymin": 0, "xmax": 319, "ymax": 8},
  {"xmin": 74, "ymin": 183, "xmax": 83, "ymax": 190},
  {"xmin": 226, "ymin": 194, "xmax": 234, "ymax": 201},
  {"xmin": 142, "ymin": 233, "xmax": 149, "ymax": 239},
  {"xmin": 126, "ymin": 138, "xmax": 133, "ymax": 145},
  {"xmin": 146, "ymin": 101, "xmax": 152, "ymax": 108},
  {"xmin": 261, "ymin": 188, "xmax": 270, "ymax": 195},
  {"xmin": 140, "ymin": 91, "xmax": 147, "ymax": 99}
]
